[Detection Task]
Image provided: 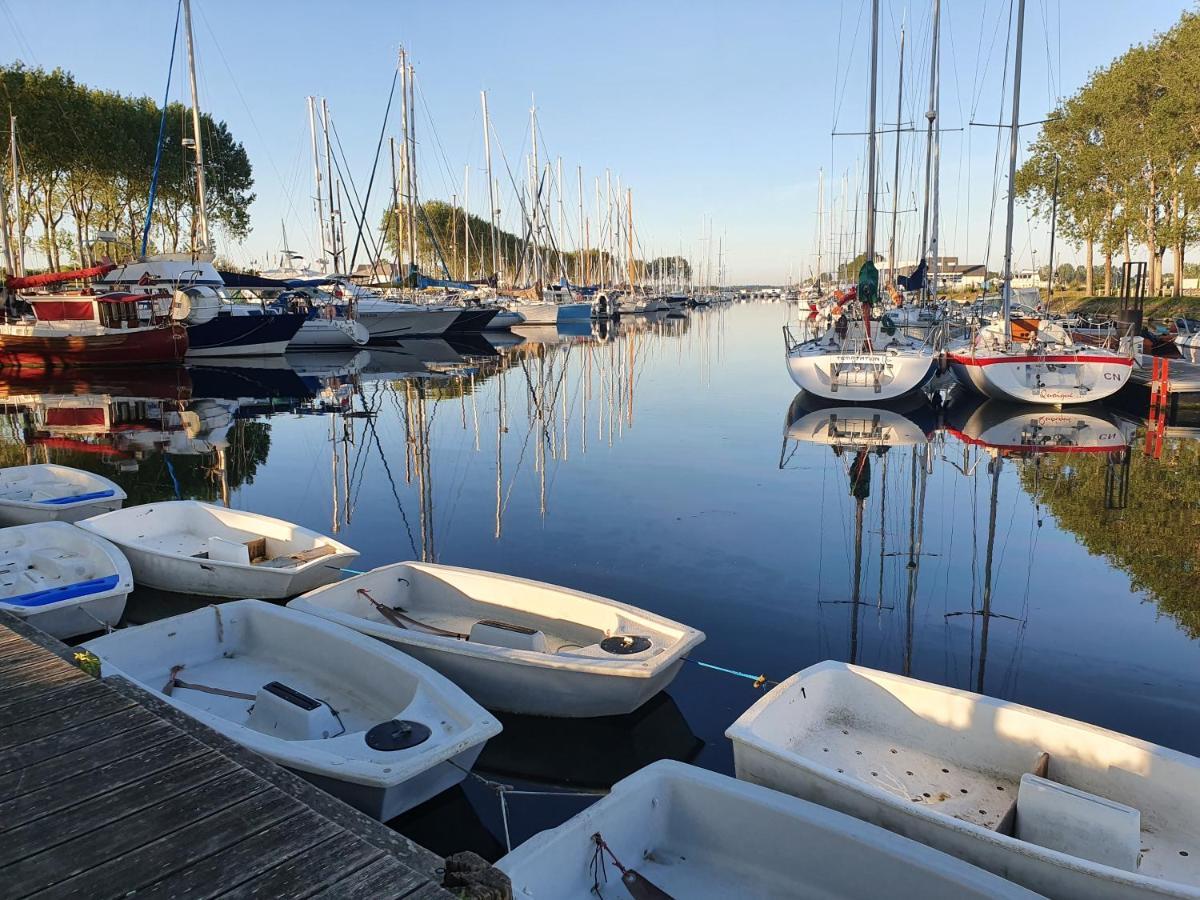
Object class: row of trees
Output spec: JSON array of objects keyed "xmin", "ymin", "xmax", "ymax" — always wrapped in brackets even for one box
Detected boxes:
[
  {"xmin": 1, "ymin": 63, "xmax": 253, "ymax": 274},
  {"xmin": 379, "ymin": 199, "xmax": 691, "ymax": 287},
  {"xmin": 1016, "ymin": 10, "xmax": 1200, "ymax": 297}
]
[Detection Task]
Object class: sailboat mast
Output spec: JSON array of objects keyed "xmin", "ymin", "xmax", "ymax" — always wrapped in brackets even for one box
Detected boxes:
[
  {"xmin": 1046, "ymin": 158, "xmax": 1060, "ymax": 304},
  {"xmin": 321, "ymin": 99, "xmax": 338, "ymax": 273},
  {"xmin": 463, "ymin": 163, "xmax": 470, "ymax": 282},
  {"xmin": 888, "ymin": 26, "xmax": 905, "ymax": 284},
  {"xmin": 481, "ymin": 91, "xmax": 499, "ymax": 281},
  {"xmin": 626, "ymin": 189, "xmax": 637, "ymax": 288},
  {"xmin": 864, "ymin": 0, "xmax": 879, "ymax": 264},
  {"xmin": 182, "ymin": 0, "xmax": 210, "ymax": 254},
  {"xmin": 919, "ymin": 0, "xmax": 941, "ymax": 296},
  {"xmin": 1002, "ymin": 0, "xmax": 1027, "ymax": 342},
  {"xmin": 407, "ymin": 62, "xmax": 418, "ymax": 272},
  {"xmin": 307, "ymin": 97, "xmax": 327, "ymax": 270},
  {"xmin": 9, "ymin": 116, "xmax": 22, "ymax": 276},
  {"xmin": 389, "ymin": 136, "xmax": 400, "ymax": 278},
  {"xmin": 577, "ymin": 165, "xmax": 585, "ymax": 284},
  {"xmin": 816, "ymin": 168, "xmax": 824, "ymax": 284}
]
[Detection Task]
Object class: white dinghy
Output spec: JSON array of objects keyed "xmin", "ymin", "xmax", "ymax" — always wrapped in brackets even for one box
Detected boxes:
[
  {"xmin": 289, "ymin": 562, "xmax": 704, "ymax": 717},
  {"xmin": 83, "ymin": 600, "xmax": 501, "ymax": 821},
  {"xmin": 496, "ymin": 760, "xmax": 1037, "ymax": 899},
  {"xmin": 0, "ymin": 464, "xmax": 126, "ymax": 525},
  {"xmin": 78, "ymin": 501, "xmax": 357, "ymax": 598},
  {"xmin": 728, "ymin": 660, "xmax": 1200, "ymax": 899},
  {"xmin": 0, "ymin": 521, "xmax": 132, "ymax": 638}
]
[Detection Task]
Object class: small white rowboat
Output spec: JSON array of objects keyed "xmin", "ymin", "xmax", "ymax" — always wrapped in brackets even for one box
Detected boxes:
[
  {"xmin": 728, "ymin": 660, "xmax": 1200, "ymax": 899},
  {"xmin": 77, "ymin": 501, "xmax": 357, "ymax": 598},
  {"xmin": 0, "ymin": 521, "xmax": 132, "ymax": 638},
  {"xmin": 496, "ymin": 760, "xmax": 1038, "ymax": 898},
  {"xmin": 289, "ymin": 562, "xmax": 704, "ymax": 717},
  {"xmin": 0, "ymin": 464, "xmax": 126, "ymax": 525},
  {"xmin": 83, "ymin": 600, "xmax": 501, "ymax": 821}
]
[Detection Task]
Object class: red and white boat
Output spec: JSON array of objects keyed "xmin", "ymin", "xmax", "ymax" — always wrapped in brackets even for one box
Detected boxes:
[
  {"xmin": 946, "ymin": 318, "xmax": 1133, "ymax": 404},
  {"xmin": 2, "ymin": 266, "xmax": 188, "ymax": 369}
]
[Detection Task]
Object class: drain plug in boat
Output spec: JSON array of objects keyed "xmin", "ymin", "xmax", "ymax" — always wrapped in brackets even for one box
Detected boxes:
[{"xmin": 365, "ymin": 719, "xmax": 432, "ymax": 751}]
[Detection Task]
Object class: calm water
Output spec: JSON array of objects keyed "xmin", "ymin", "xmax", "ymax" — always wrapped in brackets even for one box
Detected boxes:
[{"xmin": 9, "ymin": 300, "xmax": 1200, "ymax": 860}]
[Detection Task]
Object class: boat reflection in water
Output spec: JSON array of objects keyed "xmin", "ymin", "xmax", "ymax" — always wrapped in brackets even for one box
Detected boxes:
[
  {"xmin": 941, "ymin": 394, "xmax": 1133, "ymax": 692},
  {"xmin": 782, "ymin": 391, "xmax": 936, "ymax": 670}
]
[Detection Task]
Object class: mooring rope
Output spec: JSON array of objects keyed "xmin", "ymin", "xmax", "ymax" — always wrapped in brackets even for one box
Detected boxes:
[{"xmin": 682, "ymin": 657, "xmax": 778, "ymax": 690}]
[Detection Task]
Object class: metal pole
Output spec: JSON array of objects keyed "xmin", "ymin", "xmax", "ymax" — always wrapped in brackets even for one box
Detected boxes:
[
  {"xmin": 321, "ymin": 98, "xmax": 338, "ymax": 273},
  {"xmin": 182, "ymin": 0, "xmax": 211, "ymax": 253},
  {"xmin": 1046, "ymin": 157, "xmax": 1060, "ymax": 304},
  {"xmin": 888, "ymin": 26, "xmax": 905, "ymax": 284},
  {"xmin": 308, "ymin": 97, "xmax": 327, "ymax": 270},
  {"xmin": 407, "ymin": 63, "xmax": 418, "ymax": 272},
  {"xmin": 919, "ymin": 0, "xmax": 941, "ymax": 283},
  {"xmin": 481, "ymin": 91, "xmax": 499, "ymax": 281},
  {"xmin": 463, "ymin": 164, "xmax": 471, "ymax": 282},
  {"xmin": 864, "ymin": 0, "xmax": 879, "ymax": 265},
  {"xmin": 1002, "ymin": 0, "xmax": 1027, "ymax": 343},
  {"xmin": 389, "ymin": 136, "xmax": 400, "ymax": 279},
  {"xmin": 9, "ymin": 116, "xmax": 21, "ymax": 276}
]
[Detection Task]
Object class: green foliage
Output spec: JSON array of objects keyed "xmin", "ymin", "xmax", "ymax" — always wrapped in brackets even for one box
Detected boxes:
[
  {"xmin": 1019, "ymin": 440, "xmax": 1200, "ymax": 638},
  {"xmin": 1, "ymin": 62, "xmax": 254, "ymax": 268},
  {"xmin": 381, "ymin": 200, "xmax": 690, "ymax": 286},
  {"xmin": 1016, "ymin": 10, "xmax": 1200, "ymax": 297}
]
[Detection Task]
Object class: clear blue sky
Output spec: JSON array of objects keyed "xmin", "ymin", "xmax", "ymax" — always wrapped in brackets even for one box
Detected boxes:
[{"xmin": 1, "ymin": 0, "xmax": 1190, "ymax": 281}]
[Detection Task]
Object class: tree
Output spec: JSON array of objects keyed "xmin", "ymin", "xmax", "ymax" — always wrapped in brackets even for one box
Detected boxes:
[{"xmin": 1, "ymin": 62, "xmax": 253, "ymax": 273}]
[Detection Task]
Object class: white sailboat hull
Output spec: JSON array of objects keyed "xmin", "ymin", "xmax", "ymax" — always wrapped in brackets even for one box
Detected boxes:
[
  {"xmin": 497, "ymin": 761, "xmax": 1036, "ymax": 898},
  {"xmin": 0, "ymin": 464, "xmax": 127, "ymax": 525},
  {"xmin": 786, "ymin": 346, "xmax": 937, "ymax": 401},
  {"xmin": 84, "ymin": 601, "xmax": 501, "ymax": 820},
  {"xmin": 78, "ymin": 501, "xmax": 358, "ymax": 598},
  {"xmin": 289, "ymin": 562, "xmax": 704, "ymax": 717},
  {"xmin": 287, "ymin": 318, "xmax": 370, "ymax": 349},
  {"xmin": 947, "ymin": 350, "xmax": 1133, "ymax": 404},
  {"xmin": 0, "ymin": 521, "xmax": 132, "ymax": 638},
  {"xmin": 353, "ymin": 304, "xmax": 458, "ymax": 338},
  {"xmin": 728, "ymin": 661, "xmax": 1200, "ymax": 899}
]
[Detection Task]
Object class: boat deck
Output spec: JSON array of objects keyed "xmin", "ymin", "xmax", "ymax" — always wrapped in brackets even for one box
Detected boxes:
[
  {"xmin": 807, "ymin": 717, "xmax": 1020, "ymax": 830},
  {"xmin": 806, "ymin": 712, "xmax": 1200, "ymax": 885},
  {"xmin": 0, "ymin": 610, "xmax": 456, "ymax": 899}
]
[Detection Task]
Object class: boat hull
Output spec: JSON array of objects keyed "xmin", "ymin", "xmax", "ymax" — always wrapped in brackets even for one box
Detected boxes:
[
  {"xmin": 786, "ymin": 347, "xmax": 937, "ymax": 401},
  {"xmin": 287, "ymin": 318, "xmax": 370, "ymax": 349},
  {"xmin": 947, "ymin": 351, "xmax": 1133, "ymax": 404},
  {"xmin": 186, "ymin": 313, "xmax": 306, "ymax": 357},
  {"xmin": 0, "ymin": 325, "xmax": 188, "ymax": 369},
  {"xmin": 290, "ymin": 561, "xmax": 704, "ymax": 717},
  {"xmin": 445, "ymin": 308, "xmax": 499, "ymax": 332},
  {"xmin": 356, "ymin": 307, "xmax": 458, "ymax": 339},
  {"xmin": 0, "ymin": 464, "xmax": 127, "ymax": 525},
  {"xmin": 728, "ymin": 661, "xmax": 1200, "ymax": 900},
  {"xmin": 497, "ymin": 761, "xmax": 1037, "ymax": 899}
]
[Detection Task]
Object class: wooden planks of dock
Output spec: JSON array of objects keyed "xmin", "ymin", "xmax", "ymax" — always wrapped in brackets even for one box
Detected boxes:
[{"xmin": 0, "ymin": 611, "xmax": 458, "ymax": 899}]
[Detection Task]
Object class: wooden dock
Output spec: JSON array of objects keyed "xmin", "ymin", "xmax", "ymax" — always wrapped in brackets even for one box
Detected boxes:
[
  {"xmin": 1131, "ymin": 357, "xmax": 1200, "ymax": 394},
  {"xmin": 0, "ymin": 611, "xmax": 462, "ymax": 899}
]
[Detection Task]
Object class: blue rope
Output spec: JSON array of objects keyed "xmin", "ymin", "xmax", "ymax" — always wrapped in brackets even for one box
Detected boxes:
[
  {"xmin": 164, "ymin": 455, "xmax": 182, "ymax": 499},
  {"xmin": 141, "ymin": 0, "xmax": 183, "ymax": 257},
  {"xmin": 686, "ymin": 658, "xmax": 775, "ymax": 688}
]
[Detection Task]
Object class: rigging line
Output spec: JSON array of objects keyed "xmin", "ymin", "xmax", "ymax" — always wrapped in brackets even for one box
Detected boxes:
[
  {"xmin": 831, "ymin": 0, "xmax": 868, "ymax": 134},
  {"xmin": 328, "ymin": 118, "xmax": 386, "ymax": 272},
  {"xmin": 347, "ymin": 66, "xmax": 399, "ymax": 276},
  {"xmin": 141, "ymin": 0, "xmax": 183, "ymax": 258},
  {"xmin": 982, "ymin": 0, "xmax": 1015, "ymax": 284},
  {"xmin": 363, "ymin": 389, "xmax": 420, "ymax": 558},
  {"xmin": 194, "ymin": 5, "xmax": 307, "ymax": 233},
  {"xmin": 414, "ymin": 76, "xmax": 462, "ymax": 202}
]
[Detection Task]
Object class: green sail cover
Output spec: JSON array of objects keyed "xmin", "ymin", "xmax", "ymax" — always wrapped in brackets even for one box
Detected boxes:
[{"xmin": 857, "ymin": 259, "xmax": 879, "ymax": 305}]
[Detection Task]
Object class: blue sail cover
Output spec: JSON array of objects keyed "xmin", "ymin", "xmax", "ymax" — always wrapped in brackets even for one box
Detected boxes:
[{"xmin": 896, "ymin": 259, "xmax": 927, "ymax": 292}]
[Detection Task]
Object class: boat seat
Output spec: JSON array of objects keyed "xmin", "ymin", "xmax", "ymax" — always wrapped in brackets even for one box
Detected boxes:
[
  {"xmin": 468, "ymin": 620, "xmax": 548, "ymax": 652},
  {"xmin": 994, "ymin": 751, "xmax": 1048, "ymax": 836},
  {"xmin": 256, "ymin": 544, "xmax": 336, "ymax": 569},
  {"xmin": 28, "ymin": 550, "xmax": 88, "ymax": 582},
  {"xmin": 206, "ymin": 536, "xmax": 252, "ymax": 565},
  {"xmin": 246, "ymin": 680, "xmax": 343, "ymax": 740},
  {"xmin": 1015, "ymin": 774, "xmax": 1142, "ymax": 873}
]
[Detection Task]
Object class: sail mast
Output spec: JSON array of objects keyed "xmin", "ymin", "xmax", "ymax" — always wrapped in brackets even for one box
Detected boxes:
[
  {"xmin": 307, "ymin": 97, "xmax": 328, "ymax": 271},
  {"xmin": 1002, "ymin": 0, "xmax": 1027, "ymax": 343},
  {"xmin": 888, "ymin": 25, "xmax": 905, "ymax": 284},
  {"xmin": 863, "ymin": 0, "xmax": 879, "ymax": 265},
  {"xmin": 321, "ymin": 99, "xmax": 338, "ymax": 273},
  {"xmin": 919, "ymin": 0, "xmax": 941, "ymax": 299},
  {"xmin": 481, "ymin": 91, "xmax": 499, "ymax": 282},
  {"xmin": 182, "ymin": 0, "xmax": 211, "ymax": 254}
]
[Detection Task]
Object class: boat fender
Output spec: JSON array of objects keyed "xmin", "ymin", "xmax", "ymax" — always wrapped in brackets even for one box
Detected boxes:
[
  {"xmin": 365, "ymin": 719, "xmax": 432, "ymax": 751},
  {"xmin": 600, "ymin": 635, "xmax": 652, "ymax": 655}
]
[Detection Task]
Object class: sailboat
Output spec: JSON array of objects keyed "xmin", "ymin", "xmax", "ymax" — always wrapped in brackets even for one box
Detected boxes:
[
  {"xmin": 945, "ymin": 0, "xmax": 1133, "ymax": 404},
  {"xmin": 784, "ymin": 1, "xmax": 938, "ymax": 401}
]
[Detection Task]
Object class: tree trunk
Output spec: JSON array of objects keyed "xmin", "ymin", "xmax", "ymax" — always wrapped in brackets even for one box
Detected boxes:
[{"xmin": 1085, "ymin": 236, "xmax": 1094, "ymax": 295}]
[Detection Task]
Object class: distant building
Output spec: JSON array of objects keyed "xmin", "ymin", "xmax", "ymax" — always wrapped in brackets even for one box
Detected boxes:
[{"xmin": 895, "ymin": 256, "xmax": 986, "ymax": 289}]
